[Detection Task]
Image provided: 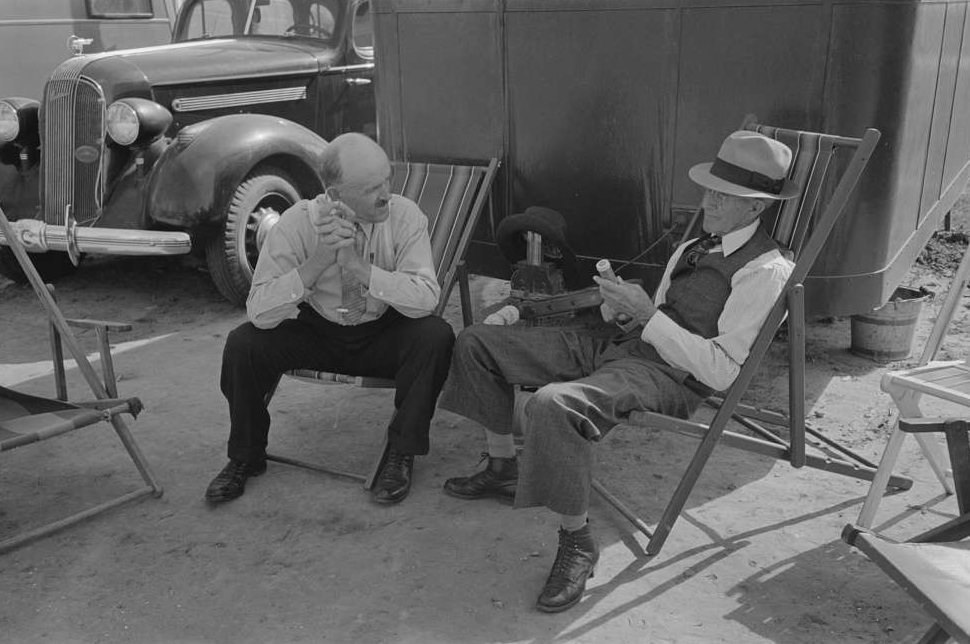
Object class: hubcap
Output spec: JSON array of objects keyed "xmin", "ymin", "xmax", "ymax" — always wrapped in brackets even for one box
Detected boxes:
[{"xmin": 240, "ymin": 192, "xmax": 290, "ymax": 274}]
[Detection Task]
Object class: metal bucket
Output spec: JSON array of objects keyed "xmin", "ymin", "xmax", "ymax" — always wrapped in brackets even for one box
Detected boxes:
[{"xmin": 850, "ymin": 286, "xmax": 930, "ymax": 362}]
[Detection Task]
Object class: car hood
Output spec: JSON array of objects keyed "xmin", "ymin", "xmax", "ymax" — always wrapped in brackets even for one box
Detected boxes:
[{"xmin": 77, "ymin": 38, "xmax": 340, "ymax": 95}]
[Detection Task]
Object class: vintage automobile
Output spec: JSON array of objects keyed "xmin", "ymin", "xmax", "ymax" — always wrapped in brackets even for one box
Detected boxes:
[{"xmin": 0, "ymin": 0, "xmax": 375, "ymax": 304}]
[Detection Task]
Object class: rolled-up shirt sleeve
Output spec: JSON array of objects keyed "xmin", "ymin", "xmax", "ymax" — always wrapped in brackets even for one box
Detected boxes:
[
  {"xmin": 367, "ymin": 206, "xmax": 440, "ymax": 317},
  {"xmin": 642, "ymin": 250, "xmax": 793, "ymax": 391},
  {"xmin": 246, "ymin": 202, "xmax": 324, "ymax": 329}
]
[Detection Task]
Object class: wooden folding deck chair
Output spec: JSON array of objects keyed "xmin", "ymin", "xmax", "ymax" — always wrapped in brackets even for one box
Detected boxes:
[
  {"xmin": 263, "ymin": 157, "xmax": 500, "ymax": 487},
  {"xmin": 0, "ymin": 206, "xmax": 162, "ymax": 554},
  {"xmin": 590, "ymin": 120, "xmax": 914, "ymax": 557},
  {"xmin": 843, "ymin": 415, "xmax": 970, "ymax": 644},
  {"xmin": 854, "ymin": 234, "xmax": 970, "ymax": 528}
]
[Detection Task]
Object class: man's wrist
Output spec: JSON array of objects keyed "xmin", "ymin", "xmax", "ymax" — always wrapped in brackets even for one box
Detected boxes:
[
  {"xmin": 633, "ymin": 303, "xmax": 657, "ymax": 326},
  {"xmin": 297, "ymin": 260, "xmax": 326, "ymax": 288}
]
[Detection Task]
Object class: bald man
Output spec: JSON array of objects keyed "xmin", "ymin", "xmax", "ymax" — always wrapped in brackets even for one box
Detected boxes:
[{"xmin": 206, "ymin": 133, "xmax": 454, "ymax": 506}]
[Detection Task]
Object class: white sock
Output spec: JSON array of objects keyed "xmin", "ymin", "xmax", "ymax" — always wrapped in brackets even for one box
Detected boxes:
[
  {"xmin": 560, "ymin": 513, "xmax": 588, "ymax": 532},
  {"xmin": 485, "ymin": 429, "xmax": 516, "ymax": 459}
]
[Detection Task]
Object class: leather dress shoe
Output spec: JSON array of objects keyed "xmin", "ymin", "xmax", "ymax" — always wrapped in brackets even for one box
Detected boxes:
[
  {"xmin": 205, "ymin": 458, "xmax": 266, "ymax": 503},
  {"xmin": 372, "ymin": 448, "xmax": 414, "ymax": 504},
  {"xmin": 443, "ymin": 454, "xmax": 517, "ymax": 503},
  {"xmin": 536, "ymin": 524, "xmax": 599, "ymax": 613}
]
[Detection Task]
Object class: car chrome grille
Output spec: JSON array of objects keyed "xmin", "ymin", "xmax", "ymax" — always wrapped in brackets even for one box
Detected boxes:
[{"xmin": 42, "ymin": 57, "xmax": 106, "ymax": 226}]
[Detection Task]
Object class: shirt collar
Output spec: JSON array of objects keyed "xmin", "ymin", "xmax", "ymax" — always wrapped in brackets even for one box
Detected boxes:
[{"xmin": 719, "ymin": 220, "xmax": 760, "ymax": 257}]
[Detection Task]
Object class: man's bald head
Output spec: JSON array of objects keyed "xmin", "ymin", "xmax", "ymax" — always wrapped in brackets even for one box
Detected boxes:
[
  {"xmin": 321, "ymin": 133, "xmax": 392, "ymax": 223},
  {"xmin": 321, "ymin": 133, "xmax": 388, "ymax": 187}
]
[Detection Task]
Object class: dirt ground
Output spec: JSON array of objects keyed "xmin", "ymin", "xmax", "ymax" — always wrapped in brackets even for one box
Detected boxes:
[{"xmin": 2, "ymin": 200, "xmax": 970, "ymax": 643}]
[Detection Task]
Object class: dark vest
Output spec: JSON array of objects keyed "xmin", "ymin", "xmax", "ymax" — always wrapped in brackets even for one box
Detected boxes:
[
  {"xmin": 660, "ymin": 226, "xmax": 780, "ymax": 339},
  {"xmin": 613, "ymin": 225, "xmax": 782, "ymax": 395}
]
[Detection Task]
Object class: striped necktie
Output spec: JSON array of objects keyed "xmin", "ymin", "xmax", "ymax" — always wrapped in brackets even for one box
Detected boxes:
[
  {"xmin": 339, "ymin": 223, "xmax": 367, "ymax": 324},
  {"xmin": 685, "ymin": 234, "xmax": 720, "ymax": 268}
]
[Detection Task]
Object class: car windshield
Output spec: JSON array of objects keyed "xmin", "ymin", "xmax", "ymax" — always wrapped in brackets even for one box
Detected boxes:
[{"xmin": 175, "ymin": 0, "xmax": 341, "ymax": 42}]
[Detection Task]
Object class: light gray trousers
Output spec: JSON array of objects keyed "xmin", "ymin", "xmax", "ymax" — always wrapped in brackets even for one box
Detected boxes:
[{"xmin": 438, "ymin": 324, "xmax": 703, "ymax": 515}]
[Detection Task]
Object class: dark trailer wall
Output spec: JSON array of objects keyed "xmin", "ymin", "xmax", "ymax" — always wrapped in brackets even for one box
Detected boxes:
[{"xmin": 373, "ymin": 0, "xmax": 970, "ymax": 316}]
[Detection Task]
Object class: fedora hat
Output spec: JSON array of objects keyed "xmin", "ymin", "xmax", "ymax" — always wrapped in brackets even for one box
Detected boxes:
[{"xmin": 689, "ymin": 130, "xmax": 799, "ymax": 200}]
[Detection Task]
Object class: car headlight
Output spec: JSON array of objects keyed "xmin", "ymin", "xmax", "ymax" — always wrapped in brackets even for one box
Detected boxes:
[
  {"xmin": 0, "ymin": 101, "xmax": 19, "ymax": 142},
  {"xmin": 0, "ymin": 98, "xmax": 40, "ymax": 147},
  {"xmin": 106, "ymin": 98, "xmax": 172, "ymax": 146},
  {"xmin": 106, "ymin": 101, "xmax": 140, "ymax": 145}
]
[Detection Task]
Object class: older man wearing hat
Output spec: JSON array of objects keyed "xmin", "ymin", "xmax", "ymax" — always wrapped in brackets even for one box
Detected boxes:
[{"xmin": 437, "ymin": 130, "xmax": 797, "ymax": 612}]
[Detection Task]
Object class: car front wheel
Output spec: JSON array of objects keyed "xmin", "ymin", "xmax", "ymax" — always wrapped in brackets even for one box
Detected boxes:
[{"xmin": 205, "ymin": 168, "xmax": 300, "ymax": 305}]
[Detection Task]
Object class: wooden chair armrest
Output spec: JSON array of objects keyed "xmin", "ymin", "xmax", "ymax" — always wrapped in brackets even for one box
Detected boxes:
[
  {"xmin": 899, "ymin": 417, "xmax": 970, "ymax": 434},
  {"xmin": 65, "ymin": 318, "xmax": 133, "ymax": 332}
]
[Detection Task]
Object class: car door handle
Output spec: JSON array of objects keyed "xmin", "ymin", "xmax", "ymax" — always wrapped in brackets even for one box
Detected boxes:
[{"xmin": 345, "ymin": 77, "xmax": 372, "ymax": 86}]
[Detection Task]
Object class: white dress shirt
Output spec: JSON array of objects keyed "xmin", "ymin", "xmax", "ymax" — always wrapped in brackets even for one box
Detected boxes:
[
  {"xmin": 246, "ymin": 194, "xmax": 440, "ymax": 329},
  {"xmin": 641, "ymin": 221, "xmax": 794, "ymax": 391}
]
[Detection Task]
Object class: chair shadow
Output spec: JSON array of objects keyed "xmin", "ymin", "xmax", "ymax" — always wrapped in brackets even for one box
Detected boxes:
[{"xmin": 720, "ymin": 495, "xmax": 960, "ymax": 644}]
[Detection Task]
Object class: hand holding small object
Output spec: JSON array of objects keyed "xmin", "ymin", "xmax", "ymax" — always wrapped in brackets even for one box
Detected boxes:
[
  {"xmin": 594, "ymin": 275, "xmax": 656, "ymax": 326},
  {"xmin": 309, "ymin": 193, "xmax": 356, "ymax": 252},
  {"xmin": 595, "ymin": 260, "xmax": 632, "ymax": 323}
]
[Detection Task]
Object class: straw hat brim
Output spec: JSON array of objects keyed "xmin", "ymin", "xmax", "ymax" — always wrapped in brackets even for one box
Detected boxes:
[{"xmin": 689, "ymin": 162, "xmax": 800, "ymax": 200}]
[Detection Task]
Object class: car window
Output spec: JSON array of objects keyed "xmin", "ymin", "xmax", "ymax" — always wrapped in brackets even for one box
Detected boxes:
[
  {"xmin": 86, "ymin": 0, "xmax": 154, "ymax": 18},
  {"xmin": 351, "ymin": 1, "xmax": 372, "ymax": 59},
  {"xmin": 307, "ymin": 2, "xmax": 336, "ymax": 40},
  {"xmin": 250, "ymin": 0, "xmax": 294, "ymax": 35},
  {"xmin": 183, "ymin": 0, "xmax": 236, "ymax": 39}
]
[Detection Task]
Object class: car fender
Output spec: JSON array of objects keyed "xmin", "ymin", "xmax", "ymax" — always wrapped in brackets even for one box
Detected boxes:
[{"xmin": 147, "ymin": 114, "xmax": 328, "ymax": 230}]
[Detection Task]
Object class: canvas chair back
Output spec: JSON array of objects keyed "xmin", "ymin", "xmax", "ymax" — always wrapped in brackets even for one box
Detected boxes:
[{"xmin": 391, "ymin": 160, "xmax": 498, "ymax": 316}]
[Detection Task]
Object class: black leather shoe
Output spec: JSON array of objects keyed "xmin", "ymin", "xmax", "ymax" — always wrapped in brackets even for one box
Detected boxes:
[
  {"xmin": 443, "ymin": 454, "xmax": 517, "ymax": 503},
  {"xmin": 205, "ymin": 458, "xmax": 267, "ymax": 503},
  {"xmin": 372, "ymin": 448, "xmax": 414, "ymax": 505},
  {"xmin": 536, "ymin": 525, "xmax": 599, "ymax": 613}
]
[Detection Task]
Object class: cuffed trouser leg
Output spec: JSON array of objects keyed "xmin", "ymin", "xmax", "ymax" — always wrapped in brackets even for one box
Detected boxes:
[{"xmin": 515, "ymin": 358, "xmax": 702, "ymax": 516}]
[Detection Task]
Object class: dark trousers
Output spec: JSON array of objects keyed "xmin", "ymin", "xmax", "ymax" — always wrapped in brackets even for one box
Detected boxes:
[
  {"xmin": 221, "ymin": 305, "xmax": 455, "ymax": 463},
  {"xmin": 438, "ymin": 325, "xmax": 702, "ymax": 515}
]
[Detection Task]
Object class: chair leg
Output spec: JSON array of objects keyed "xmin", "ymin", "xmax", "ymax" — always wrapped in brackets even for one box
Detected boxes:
[
  {"xmin": 46, "ymin": 285, "xmax": 68, "ymax": 401},
  {"xmin": 96, "ymin": 326, "xmax": 118, "ymax": 398},
  {"xmin": 110, "ymin": 415, "xmax": 163, "ymax": 497},
  {"xmin": 857, "ymin": 424, "xmax": 908, "ymax": 528},
  {"xmin": 787, "ymin": 285, "xmax": 806, "ymax": 468},
  {"xmin": 646, "ymin": 414, "xmax": 732, "ymax": 556},
  {"xmin": 858, "ymin": 389, "xmax": 955, "ymax": 528},
  {"xmin": 591, "ymin": 478, "xmax": 653, "ymax": 538},
  {"xmin": 364, "ymin": 432, "xmax": 391, "ymax": 491},
  {"xmin": 458, "ymin": 261, "xmax": 473, "ymax": 327},
  {"xmin": 915, "ymin": 623, "xmax": 951, "ymax": 644},
  {"xmin": 0, "ymin": 487, "xmax": 158, "ymax": 555}
]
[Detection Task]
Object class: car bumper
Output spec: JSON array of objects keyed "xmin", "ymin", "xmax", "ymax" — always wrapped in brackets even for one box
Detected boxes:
[{"xmin": 0, "ymin": 219, "xmax": 191, "ymax": 256}]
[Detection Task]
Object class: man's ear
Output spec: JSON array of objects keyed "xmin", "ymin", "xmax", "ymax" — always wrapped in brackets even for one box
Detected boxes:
[{"xmin": 749, "ymin": 198, "xmax": 768, "ymax": 217}]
